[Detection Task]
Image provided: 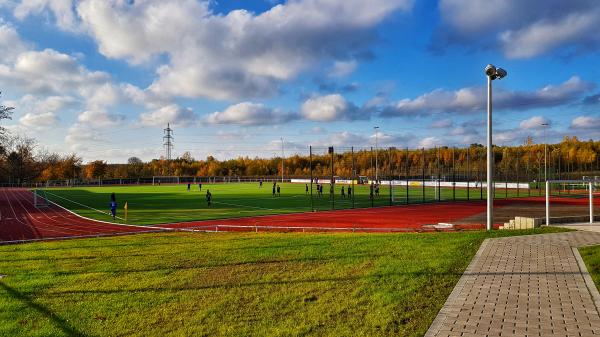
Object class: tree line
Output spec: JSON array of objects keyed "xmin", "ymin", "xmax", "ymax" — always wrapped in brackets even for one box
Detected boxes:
[{"xmin": 1, "ymin": 134, "xmax": 599, "ymax": 184}]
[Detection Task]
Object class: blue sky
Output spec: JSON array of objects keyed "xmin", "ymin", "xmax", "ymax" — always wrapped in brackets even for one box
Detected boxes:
[{"xmin": 1, "ymin": 0, "xmax": 600, "ymax": 163}]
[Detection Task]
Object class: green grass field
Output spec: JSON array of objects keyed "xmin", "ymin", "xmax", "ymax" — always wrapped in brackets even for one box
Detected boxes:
[
  {"xmin": 579, "ymin": 245, "xmax": 600, "ymax": 293},
  {"xmin": 40, "ymin": 183, "xmax": 537, "ymax": 225},
  {"xmin": 0, "ymin": 228, "xmax": 569, "ymax": 337}
]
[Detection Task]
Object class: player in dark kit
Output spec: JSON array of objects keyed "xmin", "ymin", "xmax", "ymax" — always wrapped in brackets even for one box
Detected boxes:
[
  {"xmin": 206, "ymin": 190, "xmax": 212, "ymax": 207},
  {"xmin": 347, "ymin": 185, "xmax": 352, "ymax": 197},
  {"xmin": 272, "ymin": 183, "xmax": 276, "ymax": 197},
  {"xmin": 187, "ymin": 183, "xmax": 190, "ymax": 191},
  {"xmin": 341, "ymin": 186, "xmax": 345, "ymax": 199},
  {"xmin": 198, "ymin": 183, "xmax": 202, "ymax": 191},
  {"xmin": 277, "ymin": 185, "xmax": 281, "ymax": 196},
  {"xmin": 305, "ymin": 184, "xmax": 309, "ymax": 194}
]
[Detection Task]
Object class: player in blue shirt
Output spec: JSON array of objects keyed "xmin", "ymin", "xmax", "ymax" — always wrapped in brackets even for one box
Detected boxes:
[{"xmin": 109, "ymin": 192, "xmax": 117, "ymax": 220}]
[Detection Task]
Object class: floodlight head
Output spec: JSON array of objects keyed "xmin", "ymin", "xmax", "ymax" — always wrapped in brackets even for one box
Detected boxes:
[
  {"xmin": 484, "ymin": 64, "xmax": 497, "ymax": 77},
  {"xmin": 496, "ymin": 68, "xmax": 507, "ymax": 79}
]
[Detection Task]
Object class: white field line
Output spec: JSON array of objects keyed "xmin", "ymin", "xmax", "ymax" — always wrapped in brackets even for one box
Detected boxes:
[
  {"xmin": 42, "ymin": 191, "xmax": 172, "ymax": 232},
  {"xmin": 44, "ymin": 190, "xmax": 126, "ymax": 220}
]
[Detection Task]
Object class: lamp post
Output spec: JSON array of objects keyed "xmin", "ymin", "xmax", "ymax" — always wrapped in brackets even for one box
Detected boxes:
[
  {"xmin": 374, "ymin": 126, "xmax": 379, "ymax": 182},
  {"xmin": 484, "ymin": 64, "xmax": 508, "ymax": 231},
  {"xmin": 281, "ymin": 137, "xmax": 284, "ymax": 183},
  {"xmin": 541, "ymin": 123, "xmax": 548, "ymax": 182}
]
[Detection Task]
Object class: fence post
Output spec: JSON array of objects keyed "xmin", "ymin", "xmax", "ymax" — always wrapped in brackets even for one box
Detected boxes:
[
  {"xmin": 330, "ymin": 146, "xmax": 335, "ymax": 210},
  {"xmin": 310, "ymin": 145, "xmax": 313, "ymax": 211},
  {"xmin": 452, "ymin": 147, "xmax": 456, "ymax": 201},
  {"xmin": 351, "ymin": 147, "xmax": 355, "ymax": 209},
  {"xmin": 466, "ymin": 147, "xmax": 470, "ymax": 201},
  {"xmin": 545, "ymin": 181, "xmax": 550, "ymax": 226},
  {"xmin": 406, "ymin": 147, "xmax": 409, "ymax": 205},
  {"xmin": 422, "ymin": 148, "xmax": 425, "ymax": 203},
  {"xmin": 590, "ymin": 182, "xmax": 594, "ymax": 224},
  {"xmin": 389, "ymin": 147, "xmax": 393, "ymax": 206}
]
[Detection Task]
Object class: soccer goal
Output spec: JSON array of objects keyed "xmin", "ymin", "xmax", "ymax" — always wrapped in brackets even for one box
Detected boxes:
[
  {"xmin": 152, "ymin": 176, "xmax": 180, "ymax": 185},
  {"xmin": 545, "ymin": 180, "xmax": 597, "ymax": 226},
  {"xmin": 33, "ymin": 189, "xmax": 50, "ymax": 208}
]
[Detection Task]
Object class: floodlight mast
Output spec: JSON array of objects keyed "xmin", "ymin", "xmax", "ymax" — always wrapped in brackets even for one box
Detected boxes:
[
  {"xmin": 374, "ymin": 126, "xmax": 380, "ymax": 182},
  {"xmin": 485, "ymin": 64, "xmax": 507, "ymax": 231}
]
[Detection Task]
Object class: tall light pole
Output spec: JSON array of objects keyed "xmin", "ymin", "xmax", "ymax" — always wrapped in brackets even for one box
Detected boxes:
[
  {"xmin": 484, "ymin": 64, "xmax": 507, "ymax": 231},
  {"xmin": 374, "ymin": 126, "xmax": 380, "ymax": 182},
  {"xmin": 281, "ymin": 137, "xmax": 284, "ymax": 183},
  {"xmin": 541, "ymin": 123, "xmax": 548, "ymax": 182}
]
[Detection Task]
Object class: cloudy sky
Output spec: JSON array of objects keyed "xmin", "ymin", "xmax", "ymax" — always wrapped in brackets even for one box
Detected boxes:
[{"xmin": 1, "ymin": 0, "xmax": 600, "ymax": 163}]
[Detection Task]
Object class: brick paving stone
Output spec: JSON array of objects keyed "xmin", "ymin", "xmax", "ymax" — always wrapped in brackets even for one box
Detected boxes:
[{"xmin": 425, "ymin": 232, "xmax": 600, "ymax": 337}]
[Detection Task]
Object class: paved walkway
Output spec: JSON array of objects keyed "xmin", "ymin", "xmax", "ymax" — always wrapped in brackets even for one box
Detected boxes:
[{"xmin": 426, "ymin": 230, "xmax": 600, "ymax": 337}]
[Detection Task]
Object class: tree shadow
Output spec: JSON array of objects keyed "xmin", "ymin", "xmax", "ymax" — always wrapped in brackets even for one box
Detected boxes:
[{"xmin": 0, "ymin": 281, "xmax": 87, "ymax": 336}]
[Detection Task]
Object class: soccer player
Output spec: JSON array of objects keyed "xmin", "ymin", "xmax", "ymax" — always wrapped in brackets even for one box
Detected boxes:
[
  {"xmin": 198, "ymin": 183, "xmax": 202, "ymax": 191},
  {"xmin": 329, "ymin": 184, "xmax": 334, "ymax": 200},
  {"xmin": 272, "ymin": 183, "xmax": 276, "ymax": 197},
  {"xmin": 187, "ymin": 183, "xmax": 190, "ymax": 191},
  {"xmin": 320, "ymin": 184, "xmax": 324, "ymax": 197},
  {"xmin": 369, "ymin": 183, "xmax": 374, "ymax": 200},
  {"xmin": 347, "ymin": 185, "xmax": 352, "ymax": 197},
  {"xmin": 341, "ymin": 186, "xmax": 345, "ymax": 199},
  {"xmin": 259, "ymin": 179, "xmax": 263, "ymax": 188},
  {"xmin": 305, "ymin": 183, "xmax": 309, "ymax": 195},
  {"xmin": 375, "ymin": 183, "xmax": 380, "ymax": 197},
  {"xmin": 109, "ymin": 194, "xmax": 117, "ymax": 220},
  {"xmin": 206, "ymin": 190, "xmax": 212, "ymax": 207},
  {"xmin": 277, "ymin": 184, "xmax": 281, "ymax": 196}
]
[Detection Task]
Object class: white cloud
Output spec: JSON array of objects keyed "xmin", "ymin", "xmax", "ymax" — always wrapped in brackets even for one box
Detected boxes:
[
  {"xmin": 21, "ymin": 0, "xmax": 413, "ymax": 101},
  {"xmin": 0, "ymin": 23, "xmax": 30, "ymax": 63},
  {"xmin": 139, "ymin": 104, "xmax": 197, "ymax": 127},
  {"xmin": 571, "ymin": 116, "xmax": 600, "ymax": 129},
  {"xmin": 0, "ymin": 48, "xmax": 109, "ymax": 95},
  {"xmin": 78, "ymin": 110, "xmax": 125, "ymax": 127},
  {"xmin": 419, "ymin": 137, "xmax": 441, "ymax": 148},
  {"xmin": 328, "ymin": 60, "xmax": 358, "ymax": 78},
  {"xmin": 205, "ymin": 102, "xmax": 297, "ymax": 126},
  {"xmin": 19, "ymin": 111, "xmax": 58, "ymax": 130},
  {"xmin": 15, "ymin": 0, "xmax": 79, "ymax": 31},
  {"xmin": 301, "ymin": 94, "xmax": 368, "ymax": 122},
  {"xmin": 519, "ymin": 116, "xmax": 551, "ymax": 130},
  {"xmin": 437, "ymin": 0, "xmax": 600, "ymax": 58},
  {"xmin": 430, "ymin": 118, "xmax": 454, "ymax": 128},
  {"xmin": 380, "ymin": 76, "xmax": 593, "ymax": 117}
]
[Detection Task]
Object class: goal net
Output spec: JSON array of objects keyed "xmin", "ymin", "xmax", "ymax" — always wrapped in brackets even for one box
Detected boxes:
[
  {"xmin": 33, "ymin": 189, "xmax": 50, "ymax": 208},
  {"xmin": 152, "ymin": 176, "xmax": 180, "ymax": 185},
  {"xmin": 545, "ymin": 180, "xmax": 597, "ymax": 225}
]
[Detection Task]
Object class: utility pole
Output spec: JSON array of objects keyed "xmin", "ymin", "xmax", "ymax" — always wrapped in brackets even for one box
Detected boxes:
[
  {"xmin": 163, "ymin": 123, "xmax": 174, "ymax": 174},
  {"xmin": 281, "ymin": 137, "xmax": 284, "ymax": 183},
  {"xmin": 542, "ymin": 122, "xmax": 548, "ymax": 182},
  {"xmin": 374, "ymin": 126, "xmax": 380, "ymax": 182}
]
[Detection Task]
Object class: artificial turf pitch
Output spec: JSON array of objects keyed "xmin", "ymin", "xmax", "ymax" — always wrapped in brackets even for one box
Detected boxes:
[
  {"xmin": 0, "ymin": 228, "xmax": 569, "ymax": 337},
  {"xmin": 40, "ymin": 183, "xmax": 533, "ymax": 226}
]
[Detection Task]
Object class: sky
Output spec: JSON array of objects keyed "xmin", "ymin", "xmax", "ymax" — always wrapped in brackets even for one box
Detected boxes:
[{"xmin": 1, "ymin": 0, "xmax": 600, "ymax": 163}]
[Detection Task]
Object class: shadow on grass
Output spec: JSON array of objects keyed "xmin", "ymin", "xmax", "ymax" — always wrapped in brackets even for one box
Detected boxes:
[
  {"xmin": 39, "ymin": 271, "xmax": 459, "ymax": 296},
  {"xmin": 0, "ymin": 281, "xmax": 86, "ymax": 337}
]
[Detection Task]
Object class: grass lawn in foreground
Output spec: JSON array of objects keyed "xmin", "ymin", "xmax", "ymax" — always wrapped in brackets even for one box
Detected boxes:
[
  {"xmin": 578, "ymin": 245, "xmax": 600, "ymax": 292},
  {"xmin": 0, "ymin": 227, "xmax": 569, "ymax": 337},
  {"xmin": 41, "ymin": 183, "xmax": 531, "ymax": 225}
]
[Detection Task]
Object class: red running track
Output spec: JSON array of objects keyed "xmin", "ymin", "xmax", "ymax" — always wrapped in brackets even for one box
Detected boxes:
[
  {"xmin": 157, "ymin": 201, "xmax": 493, "ymax": 232},
  {"xmin": 0, "ymin": 188, "xmax": 163, "ymax": 243},
  {"xmin": 2, "ymin": 188, "xmax": 596, "ymax": 242}
]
